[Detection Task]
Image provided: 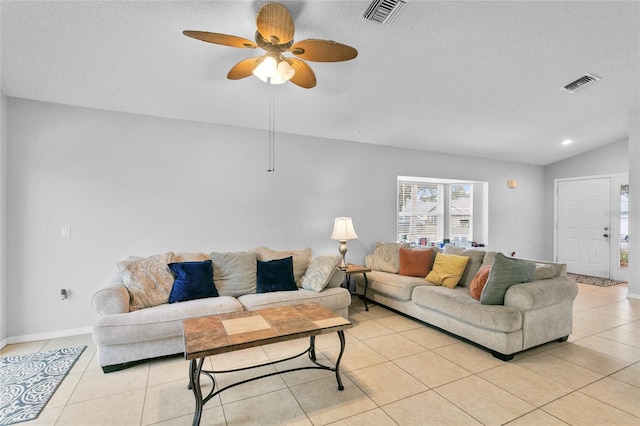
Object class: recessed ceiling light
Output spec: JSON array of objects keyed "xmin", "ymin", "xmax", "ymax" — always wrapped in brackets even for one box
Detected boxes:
[{"xmin": 562, "ymin": 139, "xmax": 573, "ymax": 146}]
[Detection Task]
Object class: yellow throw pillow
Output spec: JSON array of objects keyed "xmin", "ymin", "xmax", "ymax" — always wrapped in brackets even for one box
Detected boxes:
[{"xmin": 425, "ymin": 253, "xmax": 470, "ymax": 289}]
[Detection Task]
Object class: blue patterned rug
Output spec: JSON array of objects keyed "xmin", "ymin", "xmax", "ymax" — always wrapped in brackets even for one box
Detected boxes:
[{"xmin": 0, "ymin": 346, "xmax": 86, "ymax": 425}]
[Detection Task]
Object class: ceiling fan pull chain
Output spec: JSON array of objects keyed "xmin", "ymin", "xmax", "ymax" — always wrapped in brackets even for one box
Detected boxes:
[{"xmin": 267, "ymin": 87, "xmax": 276, "ymax": 172}]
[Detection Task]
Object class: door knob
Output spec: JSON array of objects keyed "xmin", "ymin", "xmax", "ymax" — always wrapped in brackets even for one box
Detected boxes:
[{"xmin": 603, "ymin": 234, "xmax": 609, "ymax": 238}]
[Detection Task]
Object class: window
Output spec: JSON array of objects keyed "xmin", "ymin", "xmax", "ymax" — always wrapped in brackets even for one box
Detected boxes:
[
  {"xmin": 449, "ymin": 184, "xmax": 473, "ymax": 242},
  {"xmin": 397, "ymin": 176, "xmax": 486, "ymax": 246},
  {"xmin": 397, "ymin": 180, "xmax": 442, "ymax": 244},
  {"xmin": 618, "ymin": 184, "xmax": 629, "ymax": 269}
]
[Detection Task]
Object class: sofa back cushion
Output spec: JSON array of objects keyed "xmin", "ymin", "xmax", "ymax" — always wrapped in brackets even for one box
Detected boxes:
[
  {"xmin": 365, "ymin": 242, "xmax": 410, "ymax": 273},
  {"xmin": 534, "ymin": 263, "xmax": 558, "ymax": 280},
  {"xmin": 172, "ymin": 252, "xmax": 210, "ymax": 262},
  {"xmin": 255, "ymin": 247, "xmax": 312, "ymax": 285},
  {"xmin": 442, "ymin": 244, "xmax": 485, "ymax": 287},
  {"xmin": 210, "ymin": 251, "xmax": 257, "ymax": 297},
  {"xmin": 482, "ymin": 252, "xmax": 561, "ymax": 281},
  {"xmin": 117, "ymin": 252, "xmax": 176, "ymax": 311}
]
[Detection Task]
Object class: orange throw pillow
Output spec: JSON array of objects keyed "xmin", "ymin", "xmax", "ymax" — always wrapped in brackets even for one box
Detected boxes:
[
  {"xmin": 469, "ymin": 265, "xmax": 492, "ymax": 300},
  {"xmin": 399, "ymin": 247, "xmax": 434, "ymax": 277}
]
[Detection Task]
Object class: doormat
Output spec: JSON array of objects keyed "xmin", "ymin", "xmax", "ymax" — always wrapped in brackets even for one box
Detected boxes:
[
  {"xmin": 567, "ymin": 273, "xmax": 625, "ymax": 287},
  {"xmin": 0, "ymin": 346, "xmax": 86, "ymax": 425}
]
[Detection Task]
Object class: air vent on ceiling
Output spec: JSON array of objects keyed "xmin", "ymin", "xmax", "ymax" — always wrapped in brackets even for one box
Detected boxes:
[
  {"xmin": 363, "ymin": 0, "xmax": 406, "ymax": 26},
  {"xmin": 562, "ymin": 73, "xmax": 601, "ymax": 93}
]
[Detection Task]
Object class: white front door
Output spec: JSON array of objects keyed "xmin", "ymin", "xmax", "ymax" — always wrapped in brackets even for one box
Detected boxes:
[{"xmin": 557, "ymin": 178, "xmax": 611, "ymax": 278}]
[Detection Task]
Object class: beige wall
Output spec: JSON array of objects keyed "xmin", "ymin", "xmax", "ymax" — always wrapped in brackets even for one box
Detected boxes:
[
  {"xmin": 0, "ymin": 3, "xmax": 7, "ymax": 345},
  {"xmin": 628, "ymin": 107, "xmax": 639, "ymax": 298},
  {"xmin": 5, "ymin": 98, "xmax": 549, "ymax": 340},
  {"xmin": 0, "ymin": 93, "xmax": 6, "ymax": 345}
]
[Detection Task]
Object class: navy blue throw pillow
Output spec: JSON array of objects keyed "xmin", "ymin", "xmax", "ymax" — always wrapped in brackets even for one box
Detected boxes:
[
  {"xmin": 256, "ymin": 256, "xmax": 298, "ymax": 293},
  {"xmin": 168, "ymin": 260, "xmax": 219, "ymax": 303}
]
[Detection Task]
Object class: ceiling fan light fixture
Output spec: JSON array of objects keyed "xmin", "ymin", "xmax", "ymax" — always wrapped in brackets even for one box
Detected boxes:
[
  {"xmin": 252, "ymin": 54, "xmax": 295, "ymax": 85},
  {"xmin": 272, "ymin": 60, "xmax": 295, "ymax": 84},
  {"xmin": 253, "ymin": 56, "xmax": 277, "ymax": 82}
]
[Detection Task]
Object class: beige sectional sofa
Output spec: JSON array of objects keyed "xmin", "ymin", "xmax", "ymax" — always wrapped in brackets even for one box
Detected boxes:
[
  {"xmin": 92, "ymin": 248, "xmax": 350, "ymax": 372},
  {"xmin": 352, "ymin": 243, "xmax": 578, "ymax": 360}
]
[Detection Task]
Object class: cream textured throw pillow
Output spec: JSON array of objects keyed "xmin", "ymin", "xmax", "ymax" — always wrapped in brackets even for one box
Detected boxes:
[
  {"xmin": 118, "ymin": 252, "xmax": 175, "ymax": 311},
  {"xmin": 255, "ymin": 246, "xmax": 312, "ymax": 285},
  {"xmin": 301, "ymin": 256, "xmax": 341, "ymax": 292},
  {"xmin": 365, "ymin": 242, "xmax": 410, "ymax": 273}
]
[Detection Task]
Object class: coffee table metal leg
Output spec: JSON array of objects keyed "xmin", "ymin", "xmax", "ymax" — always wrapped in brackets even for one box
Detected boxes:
[
  {"xmin": 334, "ymin": 330, "xmax": 346, "ymax": 391},
  {"xmin": 187, "ymin": 328, "xmax": 350, "ymax": 423},
  {"xmin": 309, "ymin": 336, "xmax": 317, "ymax": 361},
  {"xmin": 189, "ymin": 358, "xmax": 204, "ymax": 426}
]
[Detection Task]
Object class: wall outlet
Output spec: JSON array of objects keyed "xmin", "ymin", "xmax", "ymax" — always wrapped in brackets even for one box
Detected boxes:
[{"xmin": 61, "ymin": 226, "xmax": 71, "ymax": 238}]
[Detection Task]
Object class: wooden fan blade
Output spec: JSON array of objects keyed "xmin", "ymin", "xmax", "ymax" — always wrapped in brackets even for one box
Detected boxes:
[
  {"xmin": 227, "ymin": 57, "xmax": 261, "ymax": 80},
  {"xmin": 256, "ymin": 2, "xmax": 295, "ymax": 45},
  {"xmin": 183, "ymin": 31, "xmax": 256, "ymax": 49},
  {"xmin": 290, "ymin": 39, "xmax": 358, "ymax": 62},
  {"xmin": 288, "ymin": 58, "xmax": 316, "ymax": 89}
]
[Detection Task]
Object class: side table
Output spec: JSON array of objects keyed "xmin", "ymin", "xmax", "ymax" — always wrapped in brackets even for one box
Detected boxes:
[{"xmin": 343, "ymin": 264, "xmax": 372, "ymax": 311}]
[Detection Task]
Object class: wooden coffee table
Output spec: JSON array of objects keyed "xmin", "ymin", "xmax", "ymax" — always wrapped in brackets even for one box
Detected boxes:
[{"xmin": 182, "ymin": 303, "xmax": 352, "ymax": 426}]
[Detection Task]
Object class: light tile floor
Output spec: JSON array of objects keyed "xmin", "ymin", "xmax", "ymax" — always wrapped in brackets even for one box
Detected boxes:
[{"xmin": 2, "ymin": 282, "xmax": 639, "ymax": 425}]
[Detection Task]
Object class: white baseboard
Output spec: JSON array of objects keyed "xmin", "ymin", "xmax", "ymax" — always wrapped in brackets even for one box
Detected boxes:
[
  {"xmin": 0, "ymin": 337, "xmax": 7, "ymax": 351},
  {"xmin": 627, "ymin": 292, "xmax": 640, "ymax": 300},
  {"xmin": 6, "ymin": 326, "xmax": 93, "ymax": 345}
]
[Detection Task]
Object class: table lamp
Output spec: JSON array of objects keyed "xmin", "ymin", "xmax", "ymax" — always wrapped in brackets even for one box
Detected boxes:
[{"xmin": 331, "ymin": 217, "xmax": 358, "ymax": 270}]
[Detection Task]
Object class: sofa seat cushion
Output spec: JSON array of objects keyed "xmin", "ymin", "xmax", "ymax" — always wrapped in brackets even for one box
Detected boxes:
[
  {"xmin": 366, "ymin": 271, "xmax": 430, "ymax": 300},
  {"xmin": 412, "ymin": 285, "xmax": 522, "ymax": 333},
  {"xmin": 238, "ymin": 287, "xmax": 351, "ymax": 314},
  {"xmin": 93, "ymin": 296, "xmax": 243, "ymax": 346}
]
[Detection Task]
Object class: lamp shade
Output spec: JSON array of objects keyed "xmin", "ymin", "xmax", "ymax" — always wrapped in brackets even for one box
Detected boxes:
[{"xmin": 331, "ymin": 217, "xmax": 358, "ymax": 241}]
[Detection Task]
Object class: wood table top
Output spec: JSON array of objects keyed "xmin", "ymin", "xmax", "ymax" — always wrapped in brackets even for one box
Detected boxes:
[
  {"xmin": 183, "ymin": 303, "xmax": 352, "ymax": 360},
  {"xmin": 344, "ymin": 264, "xmax": 371, "ymax": 274}
]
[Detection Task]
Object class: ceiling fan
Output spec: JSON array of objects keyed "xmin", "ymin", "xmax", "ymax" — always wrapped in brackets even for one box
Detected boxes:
[{"xmin": 183, "ymin": 2, "xmax": 358, "ymax": 89}]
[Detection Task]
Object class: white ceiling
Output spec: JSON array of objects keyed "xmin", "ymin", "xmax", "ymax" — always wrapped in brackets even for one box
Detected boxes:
[{"xmin": 2, "ymin": 1, "xmax": 638, "ymax": 165}]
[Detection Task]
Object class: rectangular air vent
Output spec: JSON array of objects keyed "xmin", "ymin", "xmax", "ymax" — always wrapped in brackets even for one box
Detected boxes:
[
  {"xmin": 363, "ymin": 0, "xmax": 406, "ymax": 26},
  {"xmin": 562, "ymin": 73, "xmax": 601, "ymax": 93}
]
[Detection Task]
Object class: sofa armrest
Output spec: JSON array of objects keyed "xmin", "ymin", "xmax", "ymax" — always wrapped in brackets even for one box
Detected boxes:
[
  {"xmin": 92, "ymin": 284, "xmax": 130, "ymax": 316},
  {"xmin": 504, "ymin": 276, "xmax": 578, "ymax": 311}
]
